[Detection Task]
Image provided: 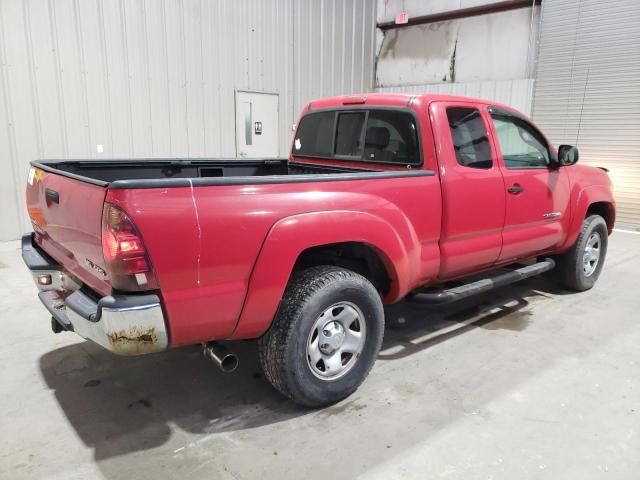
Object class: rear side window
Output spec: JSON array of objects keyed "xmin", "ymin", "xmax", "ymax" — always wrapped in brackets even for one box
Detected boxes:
[
  {"xmin": 293, "ymin": 109, "xmax": 420, "ymax": 165},
  {"xmin": 446, "ymin": 107, "xmax": 492, "ymax": 169},
  {"xmin": 364, "ymin": 110, "xmax": 418, "ymax": 163}
]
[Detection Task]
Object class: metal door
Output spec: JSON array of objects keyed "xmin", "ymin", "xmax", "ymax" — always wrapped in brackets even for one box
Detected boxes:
[
  {"xmin": 487, "ymin": 108, "xmax": 571, "ymax": 262},
  {"xmin": 235, "ymin": 91, "xmax": 279, "ymax": 158},
  {"xmin": 430, "ymin": 101, "xmax": 506, "ymax": 279}
]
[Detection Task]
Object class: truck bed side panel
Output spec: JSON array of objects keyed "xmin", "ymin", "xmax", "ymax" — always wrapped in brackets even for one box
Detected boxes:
[{"xmin": 107, "ymin": 173, "xmax": 441, "ymax": 345}]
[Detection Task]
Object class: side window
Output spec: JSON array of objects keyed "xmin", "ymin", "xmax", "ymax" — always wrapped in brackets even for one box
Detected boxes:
[
  {"xmin": 335, "ymin": 112, "xmax": 366, "ymax": 157},
  {"xmin": 293, "ymin": 111, "xmax": 334, "ymax": 157},
  {"xmin": 446, "ymin": 107, "xmax": 492, "ymax": 169},
  {"xmin": 364, "ymin": 110, "xmax": 419, "ymax": 164},
  {"xmin": 490, "ymin": 113, "xmax": 550, "ymax": 169}
]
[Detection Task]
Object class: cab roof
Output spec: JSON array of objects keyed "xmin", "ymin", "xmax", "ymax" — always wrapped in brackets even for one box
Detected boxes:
[{"xmin": 305, "ymin": 92, "xmax": 524, "ymax": 118}]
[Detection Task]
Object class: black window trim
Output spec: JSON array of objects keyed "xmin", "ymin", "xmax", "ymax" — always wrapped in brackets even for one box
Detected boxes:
[
  {"xmin": 293, "ymin": 106, "xmax": 423, "ymax": 167},
  {"xmin": 488, "ymin": 106, "xmax": 552, "ymax": 171}
]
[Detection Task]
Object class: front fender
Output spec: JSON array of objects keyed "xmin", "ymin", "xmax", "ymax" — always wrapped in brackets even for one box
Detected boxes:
[
  {"xmin": 230, "ymin": 210, "xmax": 420, "ymax": 339},
  {"xmin": 560, "ymin": 184, "xmax": 616, "ymax": 250}
]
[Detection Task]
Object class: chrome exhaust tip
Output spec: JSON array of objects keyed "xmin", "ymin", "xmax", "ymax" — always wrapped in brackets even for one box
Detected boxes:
[{"xmin": 203, "ymin": 342, "xmax": 239, "ymax": 373}]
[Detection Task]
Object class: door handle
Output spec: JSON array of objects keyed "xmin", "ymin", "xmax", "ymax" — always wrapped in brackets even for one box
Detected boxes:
[
  {"xmin": 45, "ymin": 188, "xmax": 60, "ymax": 204},
  {"xmin": 507, "ymin": 184, "xmax": 524, "ymax": 195}
]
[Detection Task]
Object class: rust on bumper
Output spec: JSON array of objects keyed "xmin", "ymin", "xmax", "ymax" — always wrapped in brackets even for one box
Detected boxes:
[
  {"xmin": 68, "ymin": 302, "xmax": 168, "ymax": 355},
  {"xmin": 107, "ymin": 328, "xmax": 157, "ymax": 346}
]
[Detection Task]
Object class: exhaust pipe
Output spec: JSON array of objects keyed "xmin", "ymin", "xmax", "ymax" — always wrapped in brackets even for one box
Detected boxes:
[{"xmin": 203, "ymin": 342, "xmax": 239, "ymax": 373}]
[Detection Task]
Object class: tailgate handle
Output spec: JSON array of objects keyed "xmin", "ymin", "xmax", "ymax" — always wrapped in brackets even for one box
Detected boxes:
[{"xmin": 45, "ymin": 188, "xmax": 60, "ymax": 204}]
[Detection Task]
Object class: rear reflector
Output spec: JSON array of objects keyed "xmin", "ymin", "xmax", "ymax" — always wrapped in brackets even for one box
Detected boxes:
[{"xmin": 101, "ymin": 203, "xmax": 158, "ymax": 291}]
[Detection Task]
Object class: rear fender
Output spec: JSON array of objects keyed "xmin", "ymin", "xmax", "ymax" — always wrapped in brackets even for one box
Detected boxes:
[{"xmin": 230, "ymin": 210, "xmax": 418, "ymax": 339}]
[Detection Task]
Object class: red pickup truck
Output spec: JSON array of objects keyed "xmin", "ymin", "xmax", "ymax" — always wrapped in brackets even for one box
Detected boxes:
[{"xmin": 23, "ymin": 93, "xmax": 615, "ymax": 407}]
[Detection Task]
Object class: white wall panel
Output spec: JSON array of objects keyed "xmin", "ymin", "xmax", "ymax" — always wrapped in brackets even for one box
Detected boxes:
[
  {"xmin": 1, "ymin": 0, "xmax": 40, "ymax": 240},
  {"xmin": 0, "ymin": 20, "xmax": 21, "ymax": 234},
  {"xmin": 145, "ymin": 0, "xmax": 173, "ymax": 156},
  {"xmin": 0, "ymin": 0, "xmax": 376, "ymax": 240}
]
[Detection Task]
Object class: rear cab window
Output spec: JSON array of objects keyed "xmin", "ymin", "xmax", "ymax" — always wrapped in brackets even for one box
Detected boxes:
[
  {"xmin": 293, "ymin": 108, "xmax": 420, "ymax": 166},
  {"xmin": 335, "ymin": 112, "xmax": 367, "ymax": 157}
]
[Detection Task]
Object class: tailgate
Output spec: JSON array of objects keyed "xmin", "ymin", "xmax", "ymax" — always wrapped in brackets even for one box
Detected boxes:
[{"xmin": 26, "ymin": 165, "xmax": 111, "ymax": 296}]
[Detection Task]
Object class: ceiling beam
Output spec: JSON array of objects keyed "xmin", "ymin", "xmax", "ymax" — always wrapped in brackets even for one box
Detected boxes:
[{"xmin": 377, "ymin": 0, "xmax": 542, "ymax": 30}]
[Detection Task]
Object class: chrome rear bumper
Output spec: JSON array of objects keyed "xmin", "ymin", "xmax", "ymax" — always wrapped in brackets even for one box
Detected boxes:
[{"xmin": 22, "ymin": 234, "xmax": 168, "ymax": 355}]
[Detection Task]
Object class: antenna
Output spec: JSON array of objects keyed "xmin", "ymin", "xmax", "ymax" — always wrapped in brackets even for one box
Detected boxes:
[
  {"xmin": 575, "ymin": 66, "xmax": 590, "ymax": 148},
  {"xmin": 563, "ymin": 2, "xmax": 583, "ymax": 140}
]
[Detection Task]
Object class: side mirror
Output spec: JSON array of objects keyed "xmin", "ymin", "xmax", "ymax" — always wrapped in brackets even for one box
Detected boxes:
[{"xmin": 558, "ymin": 145, "xmax": 579, "ymax": 166}]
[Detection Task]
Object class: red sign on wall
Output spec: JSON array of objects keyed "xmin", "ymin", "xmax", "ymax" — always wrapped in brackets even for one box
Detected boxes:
[{"xmin": 395, "ymin": 12, "xmax": 408, "ymax": 25}]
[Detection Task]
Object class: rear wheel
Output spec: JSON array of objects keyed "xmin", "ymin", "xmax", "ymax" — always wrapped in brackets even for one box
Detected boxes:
[
  {"xmin": 556, "ymin": 215, "xmax": 608, "ymax": 291},
  {"xmin": 258, "ymin": 266, "xmax": 384, "ymax": 407}
]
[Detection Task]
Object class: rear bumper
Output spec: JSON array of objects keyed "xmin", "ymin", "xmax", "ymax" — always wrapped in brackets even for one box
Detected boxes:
[{"xmin": 22, "ymin": 233, "xmax": 168, "ymax": 355}]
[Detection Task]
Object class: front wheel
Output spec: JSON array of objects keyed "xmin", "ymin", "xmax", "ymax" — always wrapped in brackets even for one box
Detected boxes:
[
  {"xmin": 556, "ymin": 214, "xmax": 609, "ymax": 291},
  {"xmin": 258, "ymin": 266, "xmax": 384, "ymax": 407}
]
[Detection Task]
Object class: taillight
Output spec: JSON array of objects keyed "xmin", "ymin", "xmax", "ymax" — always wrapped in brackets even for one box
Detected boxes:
[{"xmin": 101, "ymin": 203, "xmax": 159, "ymax": 291}]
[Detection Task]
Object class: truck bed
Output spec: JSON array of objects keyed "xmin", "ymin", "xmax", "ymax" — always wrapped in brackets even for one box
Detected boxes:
[
  {"xmin": 28, "ymin": 156, "xmax": 434, "ymax": 301},
  {"xmin": 32, "ymin": 158, "xmax": 388, "ymax": 188}
]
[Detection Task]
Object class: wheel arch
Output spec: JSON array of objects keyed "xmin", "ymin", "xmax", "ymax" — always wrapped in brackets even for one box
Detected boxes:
[
  {"xmin": 586, "ymin": 201, "xmax": 615, "ymax": 233},
  {"xmin": 561, "ymin": 185, "xmax": 616, "ymax": 251},
  {"xmin": 292, "ymin": 241, "xmax": 393, "ymax": 296},
  {"xmin": 230, "ymin": 210, "xmax": 419, "ymax": 339}
]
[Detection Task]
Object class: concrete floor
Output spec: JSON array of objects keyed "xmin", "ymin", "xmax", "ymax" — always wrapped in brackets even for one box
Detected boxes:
[{"xmin": 1, "ymin": 232, "xmax": 639, "ymax": 480}]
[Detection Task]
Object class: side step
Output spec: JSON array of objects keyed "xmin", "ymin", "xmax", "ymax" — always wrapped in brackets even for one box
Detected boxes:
[{"xmin": 407, "ymin": 258, "xmax": 555, "ymax": 305}]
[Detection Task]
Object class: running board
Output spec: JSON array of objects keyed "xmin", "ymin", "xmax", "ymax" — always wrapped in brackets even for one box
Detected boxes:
[{"xmin": 407, "ymin": 258, "xmax": 556, "ymax": 305}]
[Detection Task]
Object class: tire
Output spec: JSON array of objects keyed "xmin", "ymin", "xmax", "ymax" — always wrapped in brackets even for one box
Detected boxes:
[
  {"xmin": 258, "ymin": 266, "xmax": 384, "ymax": 407},
  {"xmin": 556, "ymin": 214, "xmax": 608, "ymax": 291}
]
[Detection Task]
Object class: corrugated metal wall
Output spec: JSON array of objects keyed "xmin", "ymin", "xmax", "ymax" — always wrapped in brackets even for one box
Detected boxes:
[
  {"xmin": 532, "ymin": 0, "xmax": 640, "ymax": 230},
  {"xmin": 375, "ymin": 78, "xmax": 535, "ymax": 116},
  {"xmin": 0, "ymin": 0, "xmax": 376, "ymax": 240}
]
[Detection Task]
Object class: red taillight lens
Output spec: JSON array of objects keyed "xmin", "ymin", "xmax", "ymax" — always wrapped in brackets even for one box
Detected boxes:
[
  {"xmin": 101, "ymin": 203, "xmax": 158, "ymax": 291},
  {"xmin": 102, "ymin": 230, "xmax": 119, "ymax": 261}
]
